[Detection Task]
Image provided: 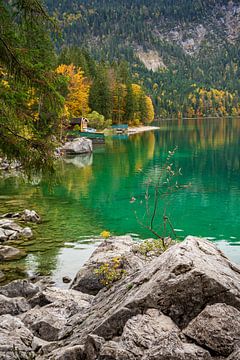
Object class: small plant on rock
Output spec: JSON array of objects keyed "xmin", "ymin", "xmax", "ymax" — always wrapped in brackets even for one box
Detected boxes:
[
  {"xmin": 100, "ymin": 230, "xmax": 111, "ymax": 239},
  {"xmin": 94, "ymin": 256, "xmax": 127, "ymax": 287}
]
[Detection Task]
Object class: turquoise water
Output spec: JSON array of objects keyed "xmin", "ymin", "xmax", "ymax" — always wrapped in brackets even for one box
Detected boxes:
[{"xmin": 0, "ymin": 118, "xmax": 240, "ymax": 284}]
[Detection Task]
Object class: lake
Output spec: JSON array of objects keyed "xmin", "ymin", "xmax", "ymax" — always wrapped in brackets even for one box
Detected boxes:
[{"xmin": 0, "ymin": 118, "xmax": 240, "ymax": 285}]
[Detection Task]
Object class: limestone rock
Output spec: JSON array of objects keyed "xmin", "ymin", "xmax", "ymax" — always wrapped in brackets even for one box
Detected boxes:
[
  {"xmin": 29, "ymin": 286, "xmax": 94, "ymax": 308},
  {"xmin": 47, "ymin": 345, "xmax": 85, "ymax": 360},
  {"xmin": 66, "ymin": 236, "xmax": 240, "ymax": 349},
  {"xmin": 0, "ymin": 219, "xmax": 22, "ymax": 232},
  {"xmin": 0, "ymin": 279, "xmax": 40, "ymax": 299},
  {"xmin": 70, "ymin": 235, "xmax": 147, "ymax": 295},
  {"xmin": 21, "ymin": 287, "xmax": 94, "ymax": 341},
  {"xmin": 20, "ymin": 305, "xmax": 70, "ymax": 341},
  {"xmin": 20, "ymin": 209, "xmax": 41, "ymax": 223},
  {"xmin": 0, "ymin": 245, "xmax": 26, "ymax": 261},
  {"xmin": 0, "ymin": 314, "xmax": 34, "ymax": 360},
  {"xmin": 183, "ymin": 303, "xmax": 240, "ymax": 356},
  {"xmin": 62, "ymin": 138, "xmax": 92, "ymax": 155},
  {"xmin": 21, "ymin": 226, "xmax": 33, "ymax": 238},
  {"xmin": 142, "ymin": 333, "xmax": 212, "ymax": 360},
  {"xmin": 95, "ymin": 309, "xmax": 211, "ymax": 360},
  {"xmin": 0, "ymin": 228, "xmax": 7, "ymax": 242},
  {"xmin": 0, "ymin": 294, "xmax": 30, "ymax": 316},
  {"xmin": 227, "ymin": 349, "xmax": 240, "ymax": 359}
]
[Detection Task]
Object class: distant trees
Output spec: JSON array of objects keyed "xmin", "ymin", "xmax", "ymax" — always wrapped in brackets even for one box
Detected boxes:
[
  {"xmin": 45, "ymin": 0, "xmax": 240, "ymax": 119},
  {"xmin": 57, "ymin": 52, "xmax": 155, "ymax": 126}
]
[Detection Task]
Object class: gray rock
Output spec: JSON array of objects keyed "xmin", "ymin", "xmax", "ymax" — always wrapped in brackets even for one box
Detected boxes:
[
  {"xmin": 21, "ymin": 287, "xmax": 94, "ymax": 341},
  {"xmin": 29, "ymin": 286, "xmax": 94, "ymax": 308},
  {"xmin": 70, "ymin": 235, "xmax": 147, "ymax": 295},
  {"xmin": 0, "ymin": 279, "xmax": 40, "ymax": 299},
  {"xmin": 3, "ymin": 229, "xmax": 16, "ymax": 237},
  {"xmin": 20, "ymin": 305, "xmax": 70, "ymax": 341},
  {"xmin": 0, "ymin": 294, "xmax": 30, "ymax": 316},
  {"xmin": 0, "ymin": 314, "xmax": 34, "ymax": 360},
  {"xmin": 21, "ymin": 226, "xmax": 33, "ymax": 238},
  {"xmin": 62, "ymin": 137, "xmax": 93, "ymax": 155},
  {"xmin": 142, "ymin": 333, "xmax": 212, "ymax": 360},
  {"xmin": 63, "ymin": 276, "xmax": 72, "ymax": 283},
  {"xmin": 20, "ymin": 209, "xmax": 41, "ymax": 223},
  {"xmin": 8, "ymin": 231, "xmax": 20, "ymax": 240},
  {"xmin": 47, "ymin": 345, "xmax": 85, "ymax": 360},
  {"xmin": 0, "ymin": 219, "xmax": 23, "ymax": 232},
  {"xmin": 0, "ymin": 245, "xmax": 26, "ymax": 261},
  {"xmin": 227, "ymin": 349, "xmax": 240, "ymax": 359},
  {"xmin": 66, "ymin": 236, "xmax": 240, "ymax": 349},
  {"xmin": 183, "ymin": 303, "xmax": 240, "ymax": 356},
  {"xmin": 96, "ymin": 309, "xmax": 211, "ymax": 360},
  {"xmin": 0, "ymin": 228, "xmax": 7, "ymax": 242}
]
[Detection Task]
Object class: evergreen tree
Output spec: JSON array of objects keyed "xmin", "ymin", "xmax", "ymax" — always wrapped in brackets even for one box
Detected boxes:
[
  {"xmin": 89, "ymin": 66, "xmax": 112, "ymax": 119},
  {"xmin": 0, "ymin": 0, "xmax": 64, "ymax": 175},
  {"xmin": 125, "ymin": 84, "xmax": 135, "ymax": 122}
]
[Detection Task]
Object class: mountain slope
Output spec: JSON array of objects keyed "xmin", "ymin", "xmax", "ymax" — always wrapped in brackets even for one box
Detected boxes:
[{"xmin": 45, "ymin": 0, "xmax": 240, "ymax": 117}]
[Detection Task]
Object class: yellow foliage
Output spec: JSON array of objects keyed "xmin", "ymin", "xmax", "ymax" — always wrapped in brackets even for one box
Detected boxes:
[
  {"xmin": 56, "ymin": 64, "xmax": 90, "ymax": 117},
  {"xmin": 100, "ymin": 230, "xmax": 111, "ymax": 239},
  {"xmin": 145, "ymin": 96, "xmax": 154, "ymax": 123}
]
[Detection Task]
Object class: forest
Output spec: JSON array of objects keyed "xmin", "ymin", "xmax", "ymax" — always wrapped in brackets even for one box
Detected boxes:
[{"xmin": 45, "ymin": 0, "xmax": 240, "ymax": 118}]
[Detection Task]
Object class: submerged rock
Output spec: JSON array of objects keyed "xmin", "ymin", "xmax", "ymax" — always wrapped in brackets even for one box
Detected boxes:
[
  {"xmin": 20, "ymin": 209, "xmax": 41, "ymax": 223},
  {"xmin": 62, "ymin": 137, "xmax": 93, "ymax": 155},
  {"xmin": 0, "ymin": 245, "xmax": 26, "ymax": 261},
  {"xmin": 1, "ymin": 209, "xmax": 41, "ymax": 223}
]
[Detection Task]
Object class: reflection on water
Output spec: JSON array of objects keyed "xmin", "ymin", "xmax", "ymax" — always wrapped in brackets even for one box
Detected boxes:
[{"xmin": 0, "ymin": 118, "xmax": 240, "ymax": 284}]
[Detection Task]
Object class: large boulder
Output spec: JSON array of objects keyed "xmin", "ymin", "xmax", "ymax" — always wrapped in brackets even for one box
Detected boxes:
[
  {"xmin": 62, "ymin": 236, "xmax": 240, "ymax": 358},
  {"xmin": 1, "ymin": 236, "xmax": 240, "ymax": 360},
  {"xmin": 0, "ymin": 314, "xmax": 34, "ymax": 360},
  {"xmin": 183, "ymin": 303, "xmax": 240, "ymax": 356},
  {"xmin": 62, "ymin": 138, "xmax": 92, "ymax": 155},
  {"xmin": 70, "ymin": 235, "xmax": 148, "ymax": 295}
]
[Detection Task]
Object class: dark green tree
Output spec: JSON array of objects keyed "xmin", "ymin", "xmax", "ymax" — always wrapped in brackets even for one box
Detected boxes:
[{"xmin": 0, "ymin": 0, "xmax": 64, "ymax": 176}]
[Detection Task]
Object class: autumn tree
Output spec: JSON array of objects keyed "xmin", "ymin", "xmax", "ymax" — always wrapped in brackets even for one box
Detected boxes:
[{"xmin": 56, "ymin": 64, "xmax": 90, "ymax": 118}]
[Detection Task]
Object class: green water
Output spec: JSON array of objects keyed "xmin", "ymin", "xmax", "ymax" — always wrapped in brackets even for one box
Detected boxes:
[{"xmin": 0, "ymin": 118, "xmax": 240, "ymax": 285}]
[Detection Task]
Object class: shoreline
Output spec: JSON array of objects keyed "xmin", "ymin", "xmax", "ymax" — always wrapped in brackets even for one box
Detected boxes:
[{"xmin": 127, "ymin": 125, "xmax": 160, "ymax": 134}]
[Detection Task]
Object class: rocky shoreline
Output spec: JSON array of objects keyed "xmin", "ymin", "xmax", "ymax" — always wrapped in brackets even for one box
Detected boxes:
[
  {"xmin": 0, "ymin": 235, "xmax": 239, "ymax": 359},
  {"xmin": 0, "ymin": 210, "xmax": 41, "ymax": 278}
]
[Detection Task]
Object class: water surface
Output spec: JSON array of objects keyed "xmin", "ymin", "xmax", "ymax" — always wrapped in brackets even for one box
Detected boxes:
[{"xmin": 0, "ymin": 118, "xmax": 240, "ymax": 285}]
